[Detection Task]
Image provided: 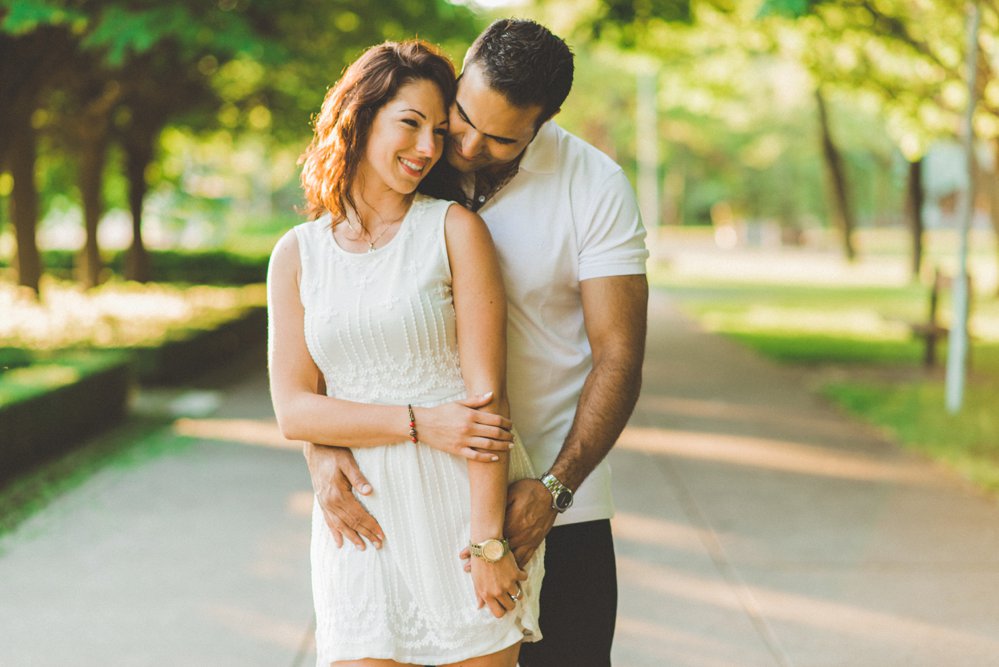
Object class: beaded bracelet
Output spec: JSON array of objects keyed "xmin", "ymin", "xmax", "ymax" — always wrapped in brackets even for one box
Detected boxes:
[{"xmin": 407, "ymin": 404, "xmax": 418, "ymax": 443}]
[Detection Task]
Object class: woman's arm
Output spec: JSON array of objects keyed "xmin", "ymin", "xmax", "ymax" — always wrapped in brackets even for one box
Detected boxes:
[
  {"xmin": 268, "ymin": 229, "xmax": 408, "ymax": 446},
  {"xmin": 445, "ymin": 205, "xmax": 525, "ymax": 617},
  {"xmin": 267, "ymin": 228, "xmax": 512, "ymax": 457}
]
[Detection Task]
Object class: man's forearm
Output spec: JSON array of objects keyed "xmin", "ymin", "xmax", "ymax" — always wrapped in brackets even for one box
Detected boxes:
[{"xmin": 547, "ymin": 351, "xmax": 643, "ymax": 491}]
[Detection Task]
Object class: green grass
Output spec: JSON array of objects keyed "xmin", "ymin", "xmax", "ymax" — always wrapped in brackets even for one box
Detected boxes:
[
  {"xmin": 665, "ymin": 278, "xmax": 928, "ymax": 317},
  {"xmin": 824, "ymin": 379, "xmax": 999, "ymax": 492},
  {"xmin": 0, "ymin": 349, "xmax": 129, "ymax": 406},
  {"xmin": 0, "ymin": 347, "xmax": 33, "ymax": 375},
  {"xmin": 656, "ymin": 273, "xmax": 999, "ymax": 495},
  {"xmin": 725, "ymin": 332, "xmax": 928, "ymax": 365},
  {"xmin": 670, "ymin": 277, "xmax": 971, "ymax": 329}
]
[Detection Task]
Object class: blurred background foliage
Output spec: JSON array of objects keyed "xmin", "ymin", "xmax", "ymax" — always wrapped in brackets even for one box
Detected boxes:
[
  {"xmin": 2, "ymin": 0, "xmax": 998, "ymax": 296},
  {"xmin": 0, "ymin": 0, "xmax": 479, "ymax": 292},
  {"xmin": 2, "ymin": 0, "xmax": 999, "ymax": 491}
]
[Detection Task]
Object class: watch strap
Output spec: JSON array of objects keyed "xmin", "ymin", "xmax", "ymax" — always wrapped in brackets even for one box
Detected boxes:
[{"xmin": 540, "ymin": 472, "xmax": 574, "ymax": 513}]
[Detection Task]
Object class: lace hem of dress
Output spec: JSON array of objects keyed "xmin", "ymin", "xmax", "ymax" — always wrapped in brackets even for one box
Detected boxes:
[{"xmin": 316, "ymin": 582, "xmax": 542, "ymax": 664}]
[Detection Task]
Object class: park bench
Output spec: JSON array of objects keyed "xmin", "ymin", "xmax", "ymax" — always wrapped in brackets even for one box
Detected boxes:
[{"xmin": 909, "ymin": 267, "xmax": 974, "ymax": 368}]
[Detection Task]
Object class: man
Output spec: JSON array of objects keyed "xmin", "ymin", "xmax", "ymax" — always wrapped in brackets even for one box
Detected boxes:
[{"xmin": 305, "ymin": 19, "xmax": 648, "ymax": 666}]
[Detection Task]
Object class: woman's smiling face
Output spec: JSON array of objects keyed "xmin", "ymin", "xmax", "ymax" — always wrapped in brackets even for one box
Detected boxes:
[{"xmin": 357, "ymin": 78, "xmax": 449, "ymax": 196}]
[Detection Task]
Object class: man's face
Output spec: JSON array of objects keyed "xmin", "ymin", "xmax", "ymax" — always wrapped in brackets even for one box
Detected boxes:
[{"xmin": 445, "ymin": 62, "xmax": 545, "ymax": 175}]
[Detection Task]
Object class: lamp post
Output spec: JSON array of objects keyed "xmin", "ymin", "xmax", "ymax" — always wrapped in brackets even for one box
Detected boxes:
[{"xmin": 945, "ymin": 1, "xmax": 980, "ymax": 414}]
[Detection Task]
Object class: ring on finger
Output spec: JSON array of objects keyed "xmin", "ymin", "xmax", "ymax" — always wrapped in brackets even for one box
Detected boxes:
[{"xmin": 509, "ymin": 585, "xmax": 523, "ymax": 602}]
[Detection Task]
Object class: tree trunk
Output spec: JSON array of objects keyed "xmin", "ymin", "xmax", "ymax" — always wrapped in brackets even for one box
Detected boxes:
[
  {"xmin": 76, "ymin": 133, "xmax": 108, "ymax": 289},
  {"xmin": 905, "ymin": 158, "xmax": 925, "ymax": 282},
  {"xmin": 70, "ymin": 77, "xmax": 121, "ymax": 289},
  {"xmin": 815, "ymin": 88, "xmax": 857, "ymax": 261},
  {"xmin": 124, "ymin": 137, "xmax": 152, "ymax": 282},
  {"xmin": 9, "ymin": 112, "xmax": 42, "ymax": 296}
]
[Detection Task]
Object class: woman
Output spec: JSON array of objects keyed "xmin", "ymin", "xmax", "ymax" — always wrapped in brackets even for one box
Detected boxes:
[{"xmin": 267, "ymin": 40, "xmax": 543, "ymax": 667}]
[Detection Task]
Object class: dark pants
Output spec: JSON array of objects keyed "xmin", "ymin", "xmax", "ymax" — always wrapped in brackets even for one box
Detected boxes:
[{"xmin": 518, "ymin": 519, "xmax": 618, "ymax": 667}]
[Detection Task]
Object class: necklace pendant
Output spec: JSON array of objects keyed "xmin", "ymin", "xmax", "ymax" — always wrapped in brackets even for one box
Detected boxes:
[{"xmin": 368, "ymin": 243, "xmax": 376, "ymax": 253}]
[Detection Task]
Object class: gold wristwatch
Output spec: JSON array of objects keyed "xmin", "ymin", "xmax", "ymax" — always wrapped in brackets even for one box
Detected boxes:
[{"xmin": 469, "ymin": 538, "xmax": 510, "ymax": 563}]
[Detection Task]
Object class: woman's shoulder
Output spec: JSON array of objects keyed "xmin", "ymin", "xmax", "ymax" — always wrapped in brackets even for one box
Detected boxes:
[
  {"xmin": 441, "ymin": 200, "xmax": 480, "ymax": 228},
  {"xmin": 407, "ymin": 193, "xmax": 464, "ymax": 231},
  {"xmin": 270, "ymin": 215, "xmax": 328, "ymax": 269},
  {"xmin": 290, "ymin": 214, "xmax": 331, "ymax": 239},
  {"xmin": 413, "ymin": 192, "xmax": 458, "ymax": 211},
  {"xmin": 442, "ymin": 200, "xmax": 493, "ymax": 254},
  {"xmin": 269, "ymin": 227, "xmax": 301, "ymax": 271}
]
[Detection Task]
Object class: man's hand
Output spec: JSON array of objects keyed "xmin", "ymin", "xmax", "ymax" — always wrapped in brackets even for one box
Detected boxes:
[
  {"xmin": 304, "ymin": 442, "xmax": 384, "ymax": 550},
  {"xmin": 459, "ymin": 478, "xmax": 555, "ymax": 570},
  {"xmin": 504, "ymin": 478, "xmax": 557, "ymax": 566}
]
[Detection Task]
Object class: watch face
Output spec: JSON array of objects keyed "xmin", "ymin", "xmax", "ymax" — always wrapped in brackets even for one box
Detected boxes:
[
  {"xmin": 482, "ymin": 540, "xmax": 505, "ymax": 561},
  {"xmin": 555, "ymin": 490, "xmax": 573, "ymax": 510}
]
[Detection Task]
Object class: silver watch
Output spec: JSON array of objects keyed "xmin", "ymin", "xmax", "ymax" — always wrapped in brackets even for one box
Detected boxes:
[{"xmin": 540, "ymin": 472, "xmax": 574, "ymax": 513}]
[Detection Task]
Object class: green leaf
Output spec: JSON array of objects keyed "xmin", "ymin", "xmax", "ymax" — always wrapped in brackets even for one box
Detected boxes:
[
  {"xmin": 0, "ymin": 0, "xmax": 87, "ymax": 35},
  {"xmin": 756, "ymin": 0, "xmax": 815, "ymax": 19},
  {"xmin": 79, "ymin": 5, "xmax": 266, "ymax": 67}
]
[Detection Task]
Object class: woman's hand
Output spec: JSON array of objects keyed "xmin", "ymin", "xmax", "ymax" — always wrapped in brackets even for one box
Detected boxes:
[
  {"xmin": 470, "ymin": 551, "xmax": 528, "ymax": 618},
  {"xmin": 415, "ymin": 392, "xmax": 514, "ymax": 462}
]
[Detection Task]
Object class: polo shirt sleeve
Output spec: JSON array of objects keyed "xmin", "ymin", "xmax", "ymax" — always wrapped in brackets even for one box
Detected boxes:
[{"xmin": 577, "ymin": 168, "xmax": 650, "ymax": 281}]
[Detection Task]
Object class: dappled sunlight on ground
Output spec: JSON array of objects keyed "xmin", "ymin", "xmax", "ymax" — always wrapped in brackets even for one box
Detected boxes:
[
  {"xmin": 656, "ymin": 249, "xmax": 908, "ymax": 287},
  {"xmin": 615, "ymin": 614, "xmax": 751, "ymax": 667},
  {"xmin": 635, "ymin": 393, "xmax": 888, "ymax": 440},
  {"xmin": 972, "ymin": 313, "xmax": 999, "ymax": 339},
  {"xmin": 202, "ymin": 602, "xmax": 309, "ymax": 651},
  {"xmin": 287, "ymin": 491, "xmax": 315, "ymax": 517},
  {"xmin": 618, "ymin": 555, "xmax": 999, "ymax": 655},
  {"xmin": 702, "ymin": 306, "xmax": 911, "ymax": 339},
  {"xmin": 613, "ymin": 511, "xmax": 712, "ymax": 553},
  {"xmin": 171, "ymin": 416, "xmax": 314, "ymax": 517},
  {"xmin": 172, "ymin": 417, "xmax": 294, "ymax": 449},
  {"xmin": 617, "ymin": 425, "xmax": 940, "ymax": 486},
  {"xmin": 0, "ymin": 278, "xmax": 266, "ymax": 349},
  {"xmin": 651, "ymin": 228, "xmax": 999, "ymax": 295}
]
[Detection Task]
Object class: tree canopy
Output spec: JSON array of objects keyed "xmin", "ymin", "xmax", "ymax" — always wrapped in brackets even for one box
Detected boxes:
[{"xmin": 0, "ymin": 0, "xmax": 480, "ymax": 292}]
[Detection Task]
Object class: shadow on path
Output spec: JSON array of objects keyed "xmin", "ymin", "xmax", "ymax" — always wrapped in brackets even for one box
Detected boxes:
[
  {"xmin": 2, "ymin": 293, "xmax": 999, "ymax": 665},
  {"xmin": 611, "ymin": 290, "xmax": 999, "ymax": 667}
]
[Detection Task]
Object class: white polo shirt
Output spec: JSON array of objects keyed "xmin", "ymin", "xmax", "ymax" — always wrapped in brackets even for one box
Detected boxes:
[{"xmin": 474, "ymin": 121, "xmax": 649, "ymax": 526}]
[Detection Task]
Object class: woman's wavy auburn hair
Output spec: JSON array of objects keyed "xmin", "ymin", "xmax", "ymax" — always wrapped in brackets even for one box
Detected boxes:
[{"xmin": 298, "ymin": 40, "xmax": 456, "ymax": 221}]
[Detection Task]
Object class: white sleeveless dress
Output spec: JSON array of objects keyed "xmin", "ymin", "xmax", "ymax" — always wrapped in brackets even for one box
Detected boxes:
[{"xmin": 294, "ymin": 194, "xmax": 543, "ymax": 665}]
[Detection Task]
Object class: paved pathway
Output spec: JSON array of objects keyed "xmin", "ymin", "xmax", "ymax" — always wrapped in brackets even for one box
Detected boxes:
[
  {"xmin": 1, "ymin": 289, "xmax": 998, "ymax": 666},
  {"xmin": 614, "ymin": 290, "xmax": 999, "ymax": 666}
]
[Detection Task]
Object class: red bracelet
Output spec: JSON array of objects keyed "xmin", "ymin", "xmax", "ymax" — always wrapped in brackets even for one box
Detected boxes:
[{"xmin": 407, "ymin": 404, "xmax": 418, "ymax": 443}]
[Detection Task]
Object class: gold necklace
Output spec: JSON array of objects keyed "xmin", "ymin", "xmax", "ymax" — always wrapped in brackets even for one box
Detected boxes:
[
  {"xmin": 344, "ymin": 212, "xmax": 403, "ymax": 252},
  {"xmin": 362, "ymin": 221, "xmax": 396, "ymax": 252}
]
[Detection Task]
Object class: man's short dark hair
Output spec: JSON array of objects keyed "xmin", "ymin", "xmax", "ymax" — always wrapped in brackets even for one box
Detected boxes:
[{"xmin": 465, "ymin": 18, "xmax": 574, "ymax": 126}]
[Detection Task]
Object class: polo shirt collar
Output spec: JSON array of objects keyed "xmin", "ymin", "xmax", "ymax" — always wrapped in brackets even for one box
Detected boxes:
[{"xmin": 518, "ymin": 120, "xmax": 558, "ymax": 175}]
